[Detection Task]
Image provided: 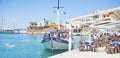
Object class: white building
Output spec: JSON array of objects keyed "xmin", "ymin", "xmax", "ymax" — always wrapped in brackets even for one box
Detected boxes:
[
  {"xmin": 27, "ymin": 19, "xmax": 50, "ymax": 32},
  {"xmin": 67, "ymin": 7, "xmax": 120, "ymax": 33}
]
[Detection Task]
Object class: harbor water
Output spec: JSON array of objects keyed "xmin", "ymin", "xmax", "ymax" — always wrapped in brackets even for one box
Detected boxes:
[
  {"xmin": 0, "ymin": 34, "xmax": 67, "ymax": 58},
  {"xmin": 0, "ymin": 34, "xmax": 88, "ymax": 58}
]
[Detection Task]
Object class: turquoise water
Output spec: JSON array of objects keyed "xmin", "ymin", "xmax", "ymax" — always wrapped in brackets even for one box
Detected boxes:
[{"xmin": 0, "ymin": 34, "xmax": 67, "ymax": 58}]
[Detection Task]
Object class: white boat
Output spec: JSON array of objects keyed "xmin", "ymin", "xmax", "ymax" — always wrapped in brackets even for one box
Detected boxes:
[
  {"xmin": 0, "ymin": 28, "xmax": 20, "ymax": 34},
  {"xmin": 0, "ymin": 29, "xmax": 15, "ymax": 34}
]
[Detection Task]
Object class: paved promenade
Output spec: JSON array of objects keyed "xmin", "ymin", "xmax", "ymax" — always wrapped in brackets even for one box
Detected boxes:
[{"xmin": 48, "ymin": 47, "xmax": 120, "ymax": 58}]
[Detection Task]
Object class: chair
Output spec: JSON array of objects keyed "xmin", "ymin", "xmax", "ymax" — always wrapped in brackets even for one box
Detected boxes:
[
  {"xmin": 114, "ymin": 41, "xmax": 119, "ymax": 53},
  {"xmin": 85, "ymin": 42, "xmax": 89, "ymax": 51}
]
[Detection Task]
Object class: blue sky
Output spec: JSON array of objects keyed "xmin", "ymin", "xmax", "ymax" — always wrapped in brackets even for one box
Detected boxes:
[{"xmin": 0, "ymin": 0, "xmax": 120, "ymax": 29}]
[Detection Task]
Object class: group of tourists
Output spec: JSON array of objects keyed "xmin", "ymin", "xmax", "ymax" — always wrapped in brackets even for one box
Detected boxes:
[
  {"xmin": 43, "ymin": 26, "xmax": 69, "ymax": 40},
  {"xmin": 79, "ymin": 31, "xmax": 120, "ymax": 54},
  {"xmin": 52, "ymin": 31, "xmax": 69, "ymax": 39}
]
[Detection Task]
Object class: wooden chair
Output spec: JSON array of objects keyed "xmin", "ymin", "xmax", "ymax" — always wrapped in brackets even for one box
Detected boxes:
[
  {"xmin": 79, "ymin": 43, "xmax": 85, "ymax": 51},
  {"xmin": 93, "ymin": 40, "xmax": 99, "ymax": 52},
  {"xmin": 105, "ymin": 44, "xmax": 114, "ymax": 54},
  {"xmin": 79, "ymin": 40, "xmax": 85, "ymax": 51}
]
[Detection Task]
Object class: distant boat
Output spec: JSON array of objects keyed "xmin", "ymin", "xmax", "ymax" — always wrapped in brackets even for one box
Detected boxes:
[
  {"xmin": 0, "ymin": 29, "xmax": 15, "ymax": 34},
  {"xmin": 0, "ymin": 29, "xmax": 20, "ymax": 34},
  {"xmin": 0, "ymin": 16, "xmax": 20, "ymax": 34}
]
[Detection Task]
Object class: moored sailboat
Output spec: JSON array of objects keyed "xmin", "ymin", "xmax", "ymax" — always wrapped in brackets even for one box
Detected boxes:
[
  {"xmin": 41, "ymin": 0, "xmax": 71, "ymax": 50},
  {"xmin": 0, "ymin": 16, "xmax": 20, "ymax": 34}
]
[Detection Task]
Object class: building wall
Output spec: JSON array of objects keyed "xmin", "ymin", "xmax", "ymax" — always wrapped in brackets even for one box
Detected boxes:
[{"xmin": 27, "ymin": 19, "xmax": 50, "ymax": 32}]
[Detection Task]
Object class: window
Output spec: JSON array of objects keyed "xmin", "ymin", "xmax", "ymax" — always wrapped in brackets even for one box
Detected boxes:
[
  {"xmin": 103, "ymin": 15, "xmax": 106, "ymax": 18},
  {"xmin": 86, "ymin": 19, "xmax": 90, "ymax": 21},
  {"xmin": 81, "ymin": 18, "xmax": 85, "ymax": 22},
  {"xmin": 31, "ymin": 23, "xmax": 34, "ymax": 25},
  {"xmin": 103, "ymin": 15, "xmax": 109, "ymax": 18},
  {"xmin": 35, "ymin": 23, "xmax": 37, "ymax": 25},
  {"xmin": 40, "ymin": 23, "xmax": 42, "ymax": 25},
  {"xmin": 93, "ymin": 15, "xmax": 99, "ymax": 18}
]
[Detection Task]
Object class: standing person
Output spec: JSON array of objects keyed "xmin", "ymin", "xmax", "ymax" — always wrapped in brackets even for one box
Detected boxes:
[{"xmin": 94, "ymin": 34, "xmax": 98, "ymax": 40}]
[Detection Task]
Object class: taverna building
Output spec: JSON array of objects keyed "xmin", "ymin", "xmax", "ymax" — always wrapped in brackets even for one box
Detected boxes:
[{"xmin": 67, "ymin": 7, "xmax": 120, "ymax": 34}]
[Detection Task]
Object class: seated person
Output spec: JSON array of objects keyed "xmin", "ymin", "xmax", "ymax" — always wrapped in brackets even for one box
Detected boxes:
[
  {"xmin": 102, "ymin": 38, "xmax": 109, "ymax": 47},
  {"xmin": 53, "ymin": 32, "xmax": 58, "ymax": 38},
  {"xmin": 89, "ymin": 40, "xmax": 99, "ymax": 52},
  {"xmin": 116, "ymin": 44, "xmax": 120, "ymax": 53},
  {"xmin": 113, "ymin": 41, "xmax": 119, "ymax": 53},
  {"xmin": 98, "ymin": 36, "xmax": 104, "ymax": 47}
]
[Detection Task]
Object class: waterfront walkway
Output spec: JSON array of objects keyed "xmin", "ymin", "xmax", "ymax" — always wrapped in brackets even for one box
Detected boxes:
[{"xmin": 48, "ymin": 47, "xmax": 120, "ymax": 58}]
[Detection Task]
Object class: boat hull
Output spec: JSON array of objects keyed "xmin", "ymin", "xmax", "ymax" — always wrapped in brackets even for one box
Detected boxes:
[
  {"xmin": 0, "ymin": 30, "xmax": 15, "ymax": 34},
  {"xmin": 0, "ymin": 30, "xmax": 20, "ymax": 34},
  {"xmin": 42, "ymin": 37, "xmax": 68, "ymax": 50},
  {"xmin": 43, "ymin": 40, "xmax": 68, "ymax": 50}
]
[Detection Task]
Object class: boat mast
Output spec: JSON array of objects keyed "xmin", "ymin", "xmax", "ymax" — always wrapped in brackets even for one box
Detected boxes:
[
  {"xmin": 54, "ymin": 0, "xmax": 63, "ymax": 24},
  {"xmin": 1, "ymin": 16, "xmax": 3, "ymax": 30},
  {"xmin": 13, "ymin": 21, "xmax": 15, "ymax": 30},
  {"xmin": 57, "ymin": 0, "xmax": 60, "ymax": 24}
]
